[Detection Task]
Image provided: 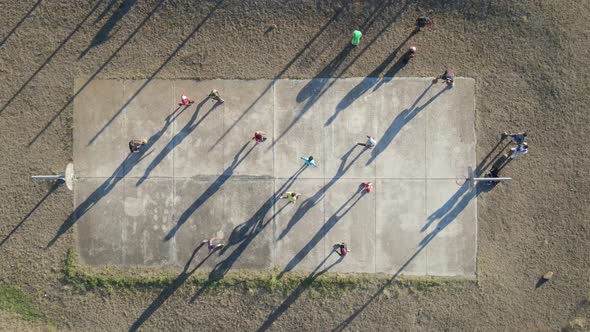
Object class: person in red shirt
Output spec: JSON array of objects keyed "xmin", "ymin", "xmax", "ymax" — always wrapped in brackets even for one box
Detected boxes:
[
  {"xmin": 252, "ymin": 131, "xmax": 268, "ymax": 143},
  {"xmin": 334, "ymin": 242, "xmax": 349, "ymax": 257},
  {"xmin": 362, "ymin": 182, "xmax": 373, "ymax": 193},
  {"xmin": 179, "ymin": 93, "xmax": 194, "ymax": 106}
]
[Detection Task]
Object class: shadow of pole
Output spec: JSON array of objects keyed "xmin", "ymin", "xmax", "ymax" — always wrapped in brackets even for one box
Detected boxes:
[
  {"xmin": 257, "ymin": 252, "xmax": 343, "ymax": 332},
  {"xmin": 46, "ymin": 105, "xmax": 178, "ymax": 247},
  {"xmin": 128, "ymin": 242, "xmax": 211, "ymax": 332},
  {"xmin": 164, "ymin": 140, "xmax": 256, "ymax": 241},
  {"xmin": 26, "ymin": 0, "xmax": 167, "ymax": 146},
  {"xmin": 366, "ymin": 83, "xmax": 448, "ymax": 166},
  {"xmin": 79, "ymin": 0, "xmax": 138, "ymax": 58},
  {"xmin": 0, "ymin": 0, "xmax": 43, "ymax": 48},
  {"xmin": 278, "ymin": 188, "xmax": 365, "ymax": 278},
  {"xmin": 332, "ymin": 181, "xmax": 479, "ymax": 332},
  {"xmin": 0, "ymin": 183, "xmax": 59, "ymax": 248},
  {"xmin": 0, "ymin": 0, "xmax": 105, "ymax": 114},
  {"xmin": 136, "ymin": 98, "xmax": 216, "ymax": 185}
]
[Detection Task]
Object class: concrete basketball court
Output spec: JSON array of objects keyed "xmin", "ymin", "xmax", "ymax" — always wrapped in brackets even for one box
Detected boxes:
[{"xmin": 73, "ymin": 77, "xmax": 476, "ymax": 277}]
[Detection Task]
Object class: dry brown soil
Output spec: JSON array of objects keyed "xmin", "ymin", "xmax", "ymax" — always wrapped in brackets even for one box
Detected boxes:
[{"xmin": 0, "ymin": 0, "xmax": 589, "ymax": 331}]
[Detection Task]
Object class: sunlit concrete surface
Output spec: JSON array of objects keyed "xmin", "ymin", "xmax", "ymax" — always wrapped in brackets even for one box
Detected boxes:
[{"xmin": 73, "ymin": 78, "xmax": 476, "ymax": 277}]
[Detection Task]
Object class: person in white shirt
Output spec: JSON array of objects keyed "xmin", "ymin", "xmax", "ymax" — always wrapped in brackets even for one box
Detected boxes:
[
  {"xmin": 510, "ymin": 142, "xmax": 528, "ymax": 159},
  {"xmin": 357, "ymin": 135, "xmax": 376, "ymax": 149}
]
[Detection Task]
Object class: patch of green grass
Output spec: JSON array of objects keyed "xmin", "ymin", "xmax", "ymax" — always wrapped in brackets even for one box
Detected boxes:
[
  {"xmin": 63, "ymin": 248, "xmax": 473, "ymax": 294},
  {"xmin": 0, "ymin": 285, "xmax": 44, "ymax": 322}
]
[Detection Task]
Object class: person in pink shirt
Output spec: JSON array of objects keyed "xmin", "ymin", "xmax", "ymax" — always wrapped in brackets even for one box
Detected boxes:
[
  {"xmin": 334, "ymin": 242, "xmax": 349, "ymax": 257},
  {"xmin": 179, "ymin": 93, "xmax": 195, "ymax": 106}
]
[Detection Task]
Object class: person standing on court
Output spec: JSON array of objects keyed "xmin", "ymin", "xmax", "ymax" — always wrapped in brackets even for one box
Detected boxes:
[
  {"xmin": 334, "ymin": 242, "xmax": 349, "ymax": 257},
  {"xmin": 301, "ymin": 155, "xmax": 317, "ymax": 167},
  {"xmin": 203, "ymin": 237, "xmax": 224, "ymax": 251},
  {"xmin": 129, "ymin": 139, "xmax": 147, "ymax": 153},
  {"xmin": 179, "ymin": 93, "xmax": 195, "ymax": 106},
  {"xmin": 281, "ymin": 192, "xmax": 301, "ymax": 203},
  {"xmin": 357, "ymin": 135, "xmax": 376, "ymax": 149},
  {"xmin": 252, "ymin": 131, "xmax": 268, "ymax": 143},
  {"xmin": 415, "ymin": 15, "xmax": 433, "ymax": 31},
  {"xmin": 362, "ymin": 182, "xmax": 373, "ymax": 193},
  {"xmin": 434, "ymin": 69, "xmax": 455, "ymax": 88},
  {"xmin": 208, "ymin": 89, "xmax": 225, "ymax": 103}
]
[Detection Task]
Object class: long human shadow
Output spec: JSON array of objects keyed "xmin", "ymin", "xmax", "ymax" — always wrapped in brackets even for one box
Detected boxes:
[
  {"xmin": 278, "ymin": 188, "xmax": 365, "ymax": 278},
  {"xmin": 46, "ymin": 105, "xmax": 183, "ymax": 247},
  {"xmin": 164, "ymin": 141, "xmax": 256, "ymax": 241},
  {"xmin": 277, "ymin": 145, "xmax": 366, "ymax": 240},
  {"xmin": 0, "ymin": 0, "xmax": 42, "ymax": 47},
  {"xmin": 136, "ymin": 99, "xmax": 216, "ymax": 185},
  {"xmin": 210, "ymin": 9, "xmax": 343, "ymax": 151},
  {"xmin": 219, "ymin": 165, "xmax": 307, "ymax": 253},
  {"xmin": 85, "ymin": 0, "xmax": 223, "ymax": 146},
  {"xmin": 257, "ymin": 252, "xmax": 343, "ymax": 332},
  {"xmin": 332, "ymin": 181, "xmax": 480, "ymax": 332},
  {"xmin": 268, "ymin": 44, "xmax": 354, "ymax": 149},
  {"xmin": 475, "ymin": 137, "xmax": 511, "ymax": 176},
  {"xmin": 365, "ymin": 83, "xmax": 447, "ymax": 166},
  {"xmin": 28, "ymin": 0, "xmax": 222, "ymax": 147},
  {"xmin": 79, "ymin": 0, "xmax": 137, "ymax": 58},
  {"xmin": 0, "ymin": 0, "xmax": 105, "ymax": 114},
  {"xmin": 268, "ymin": 3, "xmax": 409, "ymax": 149},
  {"xmin": 27, "ymin": 0, "xmax": 166, "ymax": 146},
  {"xmin": 188, "ymin": 167, "xmax": 307, "ymax": 303},
  {"xmin": 0, "ymin": 183, "xmax": 59, "ymax": 248},
  {"xmin": 327, "ymin": 30, "xmax": 417, "ymax": 126},
  {"xmin": 128, "ymin": 242, "xmax": 212, "ymax": 332}
]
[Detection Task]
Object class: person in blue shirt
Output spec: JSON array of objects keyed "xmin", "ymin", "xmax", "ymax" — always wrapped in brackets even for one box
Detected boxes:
[{"xmin": 301, "ymin": 155, "xmax": 317, "ymax": 167}]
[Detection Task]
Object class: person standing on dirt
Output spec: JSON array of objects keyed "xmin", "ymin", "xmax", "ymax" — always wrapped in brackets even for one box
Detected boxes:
[
  {"xmin": 402, "ymin": 46, "xmax": 417, "ymax": 64},
  {"xmin": 179, "ymin": 93, "xmax": 195, "ymax": 106},
  {"xmin": 334, "ymin": 242, "xmax": 349, "ymax": 257},
  {"xmin": 252, "ymin": 131, "xmax": 268, "ymax": 143},
  {"xmin": 415, "ymin": 16, "xmax": 433, "ymax": 31},
  {"xmin": 128, "ymin": 139, "xmax": 147, "ymax": 153},
  {"xmin": 301, "ymin": 155, "xmax": 317, "ymax": 167},
  {"xmin": 504, "ymin": 131, "xmax": 527, "ymax": 145},
  {"xmin": 434, "ymin": 69, "xmax": 455, "ymax": 87},
  {"xmin": 508, "ymin": 142, "xmax": 528, "ymax": 159},
  {"xmin": 203, "ymin": 237, "xmax": 224, "ymax": 251},
  {"xmin": 357, "ymin": 135, "xmax": 377, "ymax": 149},
  {"xmin": 208, "ymin": 89, "xmax": 225, "ymax": 103},
  {"xmin": 281, "ymin": 192, "xmax": 301, "ymax": 203}
]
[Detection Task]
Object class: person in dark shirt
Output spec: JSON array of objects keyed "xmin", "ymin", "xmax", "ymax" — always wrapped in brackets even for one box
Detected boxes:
[
  {"xmin": 434, "ymin": 69, "xmax": 455, "ymax": 87},
  {"xmin": 415, "ymin": 16, "xmax": 433, "ymax": 31},
  {"xmin": 128, "ymin": 139, "xmax": 147, "ymax": 153}
]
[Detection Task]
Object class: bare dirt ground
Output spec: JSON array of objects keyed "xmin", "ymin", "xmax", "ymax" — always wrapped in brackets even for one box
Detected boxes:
[{"xmin": 0, "ymin": 0, "xmax": 589, "ymax": 331}]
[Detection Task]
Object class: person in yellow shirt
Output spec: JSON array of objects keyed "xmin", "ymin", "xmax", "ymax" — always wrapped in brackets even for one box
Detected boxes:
[{"xmin": 281, "ymin": 192, "xmax": 301, "ymax": 203}]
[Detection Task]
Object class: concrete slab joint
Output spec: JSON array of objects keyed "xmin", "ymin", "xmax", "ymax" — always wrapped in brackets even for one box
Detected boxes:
[{"xmin": 73, "ymin": 78, "xmax": 476, "ymax": 277}]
